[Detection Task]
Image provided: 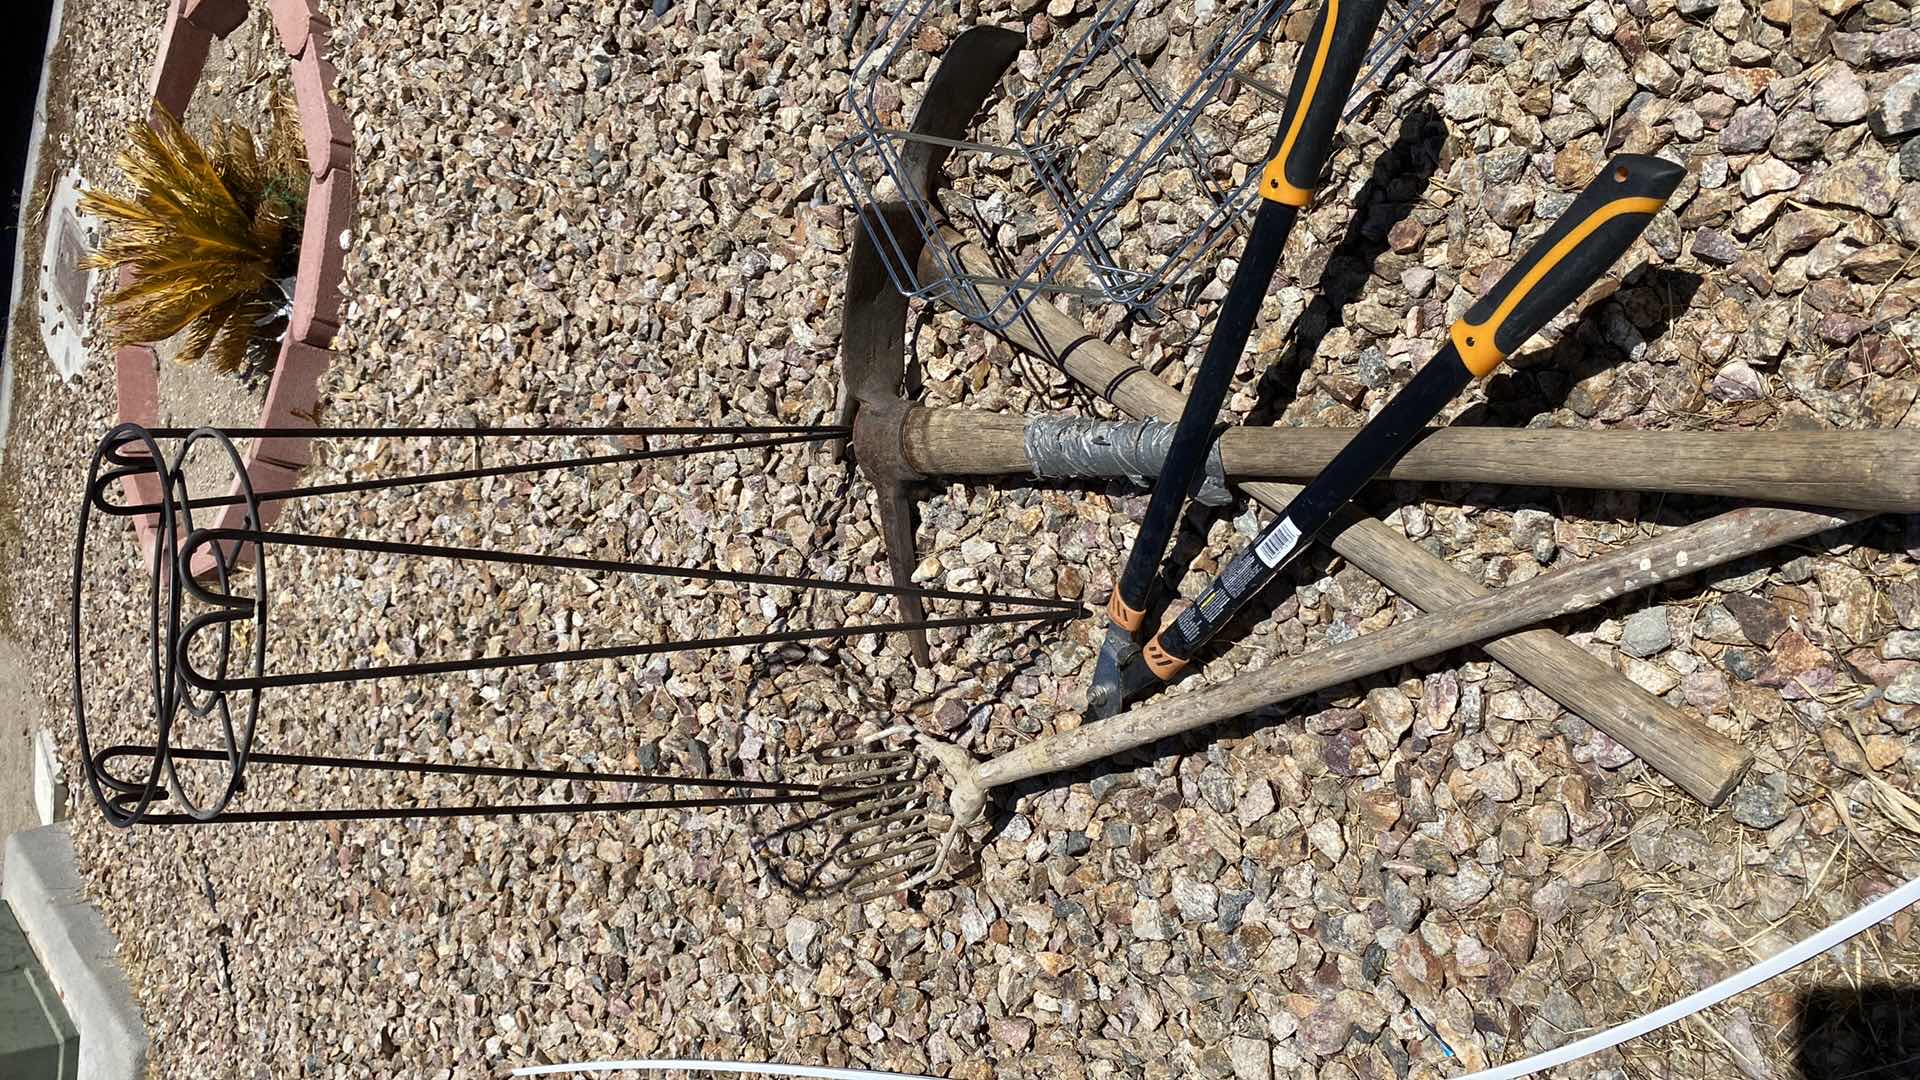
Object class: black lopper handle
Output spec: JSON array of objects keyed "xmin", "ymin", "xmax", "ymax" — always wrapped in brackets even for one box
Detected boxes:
[
  {"xmin": 1451, "ymin": 154, "xmax": 1686, "ymax": 376},
  {"xmin": 1260, "ymin": 0, "xmax": 1393, "ymax": 207},
  {"xmin": 1128, "ymin": 153, "xmax": 1688, "ymax": 693}
]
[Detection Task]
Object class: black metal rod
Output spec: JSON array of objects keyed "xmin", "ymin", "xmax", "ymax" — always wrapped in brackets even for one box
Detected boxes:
[
  {"xmin": 177, "ymin": 527, "xmax": 1087, "ymax": 613},
  {"xmin": 103, "ymin": 743, "xmax": 843, "ymax": 793},
  {"xmin": 177, "ymin": 608, "xmax": 1078, "ymax": 692},
  {"xmin": 113, "ymin": 792, "xmax": 827, "ymax": 826},
  {"xmin": 140, "ymin": 424, "xmax": 851, "ymax": 439},
  {"xmin": 102, "ymin": 431, "xmax": 846, "ymax": 516}
]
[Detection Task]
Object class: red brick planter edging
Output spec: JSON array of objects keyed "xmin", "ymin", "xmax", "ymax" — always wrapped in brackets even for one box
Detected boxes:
[{"xmin": 116, "ymin": 0, "xmax": 352, "ymax": 575}]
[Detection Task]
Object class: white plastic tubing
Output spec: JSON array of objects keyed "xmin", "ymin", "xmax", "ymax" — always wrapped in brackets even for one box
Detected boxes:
[{"xmin": 512, "ymin": 872, "xmax": 1920, "ymax": 1080}]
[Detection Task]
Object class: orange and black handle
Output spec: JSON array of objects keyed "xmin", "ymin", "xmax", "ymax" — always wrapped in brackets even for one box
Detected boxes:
[
  {"xmin": 1260, "ymin": 0, "xmax": 1393, "ymax": 208},
  {"xmin": 1088, "ymin": 0, "xmax": 1391, "ymax": 719},
  {"xmin": 1115, "ymin": 154, "xmax": 1687, "ymax": 699}
]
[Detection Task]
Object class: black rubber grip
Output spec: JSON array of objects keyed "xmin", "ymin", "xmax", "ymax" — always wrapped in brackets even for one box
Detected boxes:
[
  {"xmin": 1453, "ymin": 154, "xmax": 1685, "ymax": 371},
  {"xmin": 1262, "ymin": 0, "xmax": 1392, "ymax": 204},
  {"xmin": 1115, "ymin": 199, "xmax": 1295, "ymax": 612}
]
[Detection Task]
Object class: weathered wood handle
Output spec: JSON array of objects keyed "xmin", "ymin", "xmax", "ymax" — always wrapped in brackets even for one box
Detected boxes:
[
  {"xmin": 977, "ymin": 506, "xmax": 1854, "ymax": 790},
  {"xmin": 906, "ymin": 411, "xmax": 1920, "ymax": 512},
  {"xmin": 930, "ymin": 226, "xmax": 1756, "ymax": 805}
]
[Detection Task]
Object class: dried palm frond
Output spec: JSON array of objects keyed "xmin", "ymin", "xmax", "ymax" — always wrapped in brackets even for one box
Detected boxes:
[
  {"xmin": 81, "ymin": 102, "xmax": 304, "ymax": 372},
  {"xmin": 261, "ymin": 91, "xmax": 306, "ymax": 199}
]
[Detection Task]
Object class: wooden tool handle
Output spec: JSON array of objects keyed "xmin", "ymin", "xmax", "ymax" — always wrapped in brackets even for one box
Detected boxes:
[
  {"xmin": 906, "ymin": 409, "xmax": 1920, "ymax": 512},
  {"xmin": 977, "ymin": 506, "xmax": 1850, "ymax": 792},
  {"xmin": 931, "ymin": 227, "xmax": 1755, "ymax": 805},
  {"xmin": 1217, "ymin": 427, "xmax": 1920, "ymax": 512}
]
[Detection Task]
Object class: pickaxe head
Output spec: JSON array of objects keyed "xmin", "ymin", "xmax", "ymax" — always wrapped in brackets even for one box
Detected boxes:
[{"xmin": 836, "ymin": 26, "xmax": 1024, "ymax": 667}]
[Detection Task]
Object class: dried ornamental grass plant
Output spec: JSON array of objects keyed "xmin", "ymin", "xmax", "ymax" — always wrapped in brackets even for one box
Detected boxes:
[{"xmin": 82, "ymin": 98, "xmax": 306, "ymax": 374}]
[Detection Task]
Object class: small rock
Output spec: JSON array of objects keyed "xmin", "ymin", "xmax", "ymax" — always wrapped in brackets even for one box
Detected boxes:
[
  {"xmin": 1299, "ymin": 1003, "xmax": 1353, "ymax": 1057},
  {"xmin": 1237, "ymin": 778, "xmax": 1276, "ymax": 828},
  {"xmin": 1002, "ymin": 814, "xmax": 1034, "ymax": 843},
  {"xmin": 1623, "ymin": 657, "xmax": 1679, "ymax": 695},
  {"xmin": 1620, "ymin": 607, "xmax": 1673, "ymax": 658},
  {"xmin": 1833, "ymin": 32, "xmax": 1873, "ymax": 66},
  {"xmin": 784, "ymin": 916, "xmax": 820, "ymax": 964},
  {"xmin": 1219, "ymin": 890, "xmax": 1254, "ymax": 933},
  {"xmin": 1771, "ymin": 110, "xmax": 1828, "ymax": 161},
  {"xmin": 1388, "ymin": 217, "xmax": 1425, "ymax": 254},
  {"xmin": 1723, "ymin": 593, "xmax": 1787, "ymax": 647},
  {"xmin": 1729, "ymin": 779, "xmax": 1791, "ymax": 829},
  {"xmin": 1732, "ymin": 192, "xmax": 1790, "ymax": 237},
  {"xmin": 1710, "ymin": 360, "xmax": 1767, "ymax": 402},
  {"xmin": 1577, "ymin": 71, "xmax": 1637, "ymax": 121},
  {"xmin": 1510, "ymin": 509, "xmax": 1556, "ymax": 561},
  {"xmin": 1725, "ymin": 648, "xmax": 1768, "ymax": 681},
  {"xmin": 1493, "ymin": 908, "xmax": 1537, "ymax": 966},
  {"xmin": 1229, "ymin": 1036, "xmax": 1273, "ymax": 1080},
  {"xmin": 1842, "ymin": 243, "xmax": 1910, "ymax": 283},
  {"xmin": 1307, "ymin": 819, "xmax": 1348, "ymax": 863},
  {"xmin": 1633, "ymin": 52, "xmax": 1680, "ymax": 95},
  {"xmin": 1131, "ymin": 897, "xmax": 1172, "ymax": 941},
  {"xmin": 1789, "ymin": 4, "xmax": 1833, "ymax": 62},
  {"xmin": 989, "ymin": 1017, "xmax": 1034, "ymax": 1050},
  {"xmin": 1884, "ymin": 631, "xmax": 1920, "ymax": 661},
  {"xmin": 1871, "ymin": 69, "xmax": 1920, "ymax": 139},
  {"xmin": 1531, "ymin": 878, "xmax": 1573, "ymax": 926},
  {"xmin": 1384, "ymin": 875, "xmax": 1425, "ymax": 931},
  {"xmin": 1813, "ymin": 66, "xmax": 1871, "ymax": 125},
  {"xmin": 1552, "ymin": 140, "xmax": 1601, "ymax": 189},
  {"xmin": 1435, "ymin": 865, "xmax": 1494, "ymax": 911},
  {"xmin": 1886, "ymin": 669, "xmax": 1920, "ymax": 706},
  {"xmin": 1804, "ymin": 160, "xmax": 1894, "ymax": 216},
  {"xmin": 1443, "ymin": 83, "xmax": 1492, "ymax": 121},
  {"xmin": 1740, "ymin": 158, "xmax": 1801, "ymax": 198},
  {"xmin": 1173, "ymin": 876, "xmax": 1220, "ymax": 923},
  {"xmin": 1823, "ymin": 727, "xmax": 1871, "ymax": 776},
  {"xmin": 1874, "ymin": 29, "xmax": 1920, "ymax": 65},
  {"xmin": 1533, "ymin": 990, "xmax": 1589, "ymax": 1047},
  {"xmin": 1718, "ymin": 104, "xmax": 1778, "ymax": 153},
  {"xmin": 1692, "ymin": 228, "xmax": 1741, "ymax": 265},
  {"xmin": 1367, "ymin": 686, "xmax": 1414, "ymax": 740},
  {"xmin": 1902, "ymin": 137, "xmax": 1920, "ymax": 181}
]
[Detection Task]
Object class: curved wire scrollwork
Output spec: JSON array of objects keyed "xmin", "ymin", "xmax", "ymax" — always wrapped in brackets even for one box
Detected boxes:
[{"xmin": 74, "ymin": 424, "xmax": 266, "ymax": 826}]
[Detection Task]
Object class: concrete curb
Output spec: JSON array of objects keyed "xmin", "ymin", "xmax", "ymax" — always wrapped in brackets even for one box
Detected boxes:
[
  {"xmin": 118, "ymin": 0, "xmax": 357, "ymax": 575},
  {"xmin": 2, "ymin": 825, "xmax": 148, "ymax": 1080},
  {"xmin": 0, "ymin": 0, "xmax": 71, "ymax": 452}
]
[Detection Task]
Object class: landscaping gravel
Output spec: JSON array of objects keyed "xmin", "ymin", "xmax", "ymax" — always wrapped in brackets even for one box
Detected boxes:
[{"xmin": 1, "ymin": 0, "xmax": 1918, "ymax": 1078}]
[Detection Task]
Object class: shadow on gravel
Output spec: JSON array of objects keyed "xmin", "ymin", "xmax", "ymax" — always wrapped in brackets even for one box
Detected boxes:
[{"xmin": 1798, "ymin": 984, "xmax": 1920, "ymax": 1080}]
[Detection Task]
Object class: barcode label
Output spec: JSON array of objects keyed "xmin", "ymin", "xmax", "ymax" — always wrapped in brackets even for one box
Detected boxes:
[{"xmin": 1254, "ymin": 517, "xmax": 1302, "ymax": 567}]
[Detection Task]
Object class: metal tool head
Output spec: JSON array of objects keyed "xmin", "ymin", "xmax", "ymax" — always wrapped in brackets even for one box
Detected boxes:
[
  {"xmin": 836, "ymin": 26, "xmax": 1023, "ymax": 667},
  {"xmin": 811, "ymin": 727, "xmax": 946, "ymax": 901},
  {"xmin": 803, "ymin": 724, "xmax": 988, "ymax": 902}
]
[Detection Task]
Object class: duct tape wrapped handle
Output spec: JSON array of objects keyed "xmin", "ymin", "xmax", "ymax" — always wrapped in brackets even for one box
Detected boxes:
[{"xmin": 1024, "ymin": 416, "xmax": 1231, "ymax": 507}]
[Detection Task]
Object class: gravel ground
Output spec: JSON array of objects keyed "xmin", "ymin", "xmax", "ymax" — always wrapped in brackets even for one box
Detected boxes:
[{"xmin": 2, "ymin": 1, "xmax": 1919, "ymax": 1078}]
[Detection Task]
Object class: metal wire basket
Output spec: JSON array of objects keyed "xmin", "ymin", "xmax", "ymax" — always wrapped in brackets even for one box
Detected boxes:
[{"xmin": 828, "ymin": 0, "xmax": 1442, "ymax": 331}]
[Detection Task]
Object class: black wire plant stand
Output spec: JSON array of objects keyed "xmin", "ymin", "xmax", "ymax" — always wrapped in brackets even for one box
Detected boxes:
[{"xmin": 69, "ymin": 422, "xmax": 1080, "ymax": 845}]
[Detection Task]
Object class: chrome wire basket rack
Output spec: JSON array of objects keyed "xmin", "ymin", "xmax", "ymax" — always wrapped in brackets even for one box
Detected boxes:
[{"xmin": 827, "ymin": 0, "xmax": 1445, "ymax": 331}]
